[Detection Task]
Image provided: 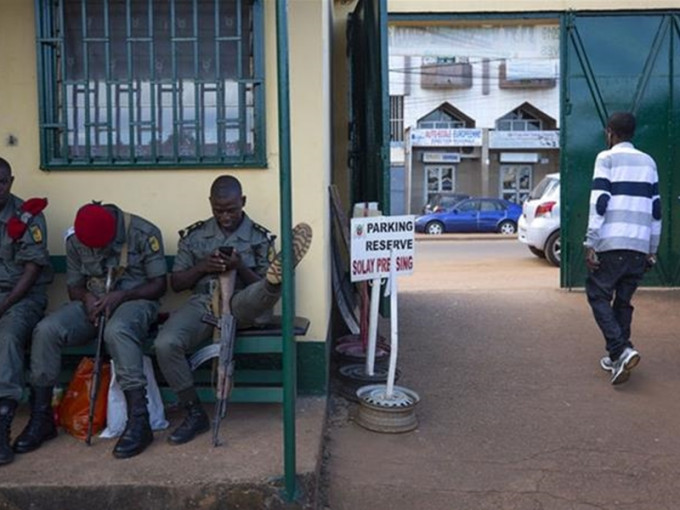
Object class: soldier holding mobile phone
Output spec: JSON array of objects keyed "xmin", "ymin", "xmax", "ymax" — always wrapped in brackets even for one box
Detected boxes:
[{"xmin": 154, "ymin": 175, "xmax": 312, "ymax": 445}]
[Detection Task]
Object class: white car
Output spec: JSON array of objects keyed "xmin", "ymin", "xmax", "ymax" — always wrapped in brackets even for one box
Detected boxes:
[{"xmin": 517, "ymin": 173, "xmax": 561, "ymax": 266}]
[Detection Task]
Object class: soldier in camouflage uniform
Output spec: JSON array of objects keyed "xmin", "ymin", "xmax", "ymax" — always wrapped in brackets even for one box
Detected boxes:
[
  {"xmin": 0, "ymin": 157, "xmax": 53, "ymax": 466},
  {"xmin": 14, "ymin": 202, "xmax": 167, "ymax": 459},
  {"xmin": 155, "ymin": 175, "xmax": 312, "ymax": 445}
]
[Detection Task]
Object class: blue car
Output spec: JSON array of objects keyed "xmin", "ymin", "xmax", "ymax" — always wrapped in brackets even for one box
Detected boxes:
[{"xmin": 415, "ymin": 197, "xmax": 522, "ymax": 235}]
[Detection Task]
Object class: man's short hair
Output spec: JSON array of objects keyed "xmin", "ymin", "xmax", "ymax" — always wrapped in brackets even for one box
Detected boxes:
[
  {"xmin": 0, "ymin": 157, "xmax": 12, "ymax": 175},
  {"xmin": 210, "ymin": 175, "xmax": 242, "ymax": 198},
  {"xmin": 607, "ymin": 112, "xmax": 636, "ymax": 141}
]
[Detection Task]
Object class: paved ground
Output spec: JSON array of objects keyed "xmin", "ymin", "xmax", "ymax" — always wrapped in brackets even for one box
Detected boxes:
[
  {"xmin": 323, "ymin": 238, "xmax": 680, "ymax": 510},
  {"xmin": 1, "ymin": 397, "xmax": 326, "ymax": 509}
]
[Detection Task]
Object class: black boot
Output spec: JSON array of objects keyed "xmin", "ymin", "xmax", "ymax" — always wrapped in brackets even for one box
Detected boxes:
[
  {"xmin": 0, "ymin": 399, "xmax": 17, "ymax": 465},
  {"xmin": 13, "ymin": 386, "xmax": 57, "ymax": 454},
  {"xmin": 113, "ymin": 388, "xmax": 153, "ymax": 459},
  {"xmin": 168, "ymin": 400, "xmax": 210, "ymax": 445}
]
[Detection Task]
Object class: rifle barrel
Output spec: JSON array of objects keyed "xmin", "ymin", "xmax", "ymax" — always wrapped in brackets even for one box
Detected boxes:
[{"xmin": 85, "ymin": 314, "xmax": 106, "ymax": 445}]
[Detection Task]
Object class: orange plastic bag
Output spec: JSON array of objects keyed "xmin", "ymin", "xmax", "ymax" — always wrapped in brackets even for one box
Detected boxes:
[{"xmin": 58, "ymin": 357, "xmax": 111, "ymax": 441}]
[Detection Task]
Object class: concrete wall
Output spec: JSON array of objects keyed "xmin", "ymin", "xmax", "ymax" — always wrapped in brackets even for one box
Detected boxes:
[{"xmin": 0, "ymin": 0, "xmax": 331, "ymax": 345}]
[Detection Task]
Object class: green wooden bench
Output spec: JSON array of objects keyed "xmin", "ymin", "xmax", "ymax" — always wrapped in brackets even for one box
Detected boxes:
[
  {"xmin": 51, "ymin": 256, "xmax": 309, "ymax": 404},
  {"xmin": 59, "ymin": 316, "xmax": 310, "ymax": 404}
]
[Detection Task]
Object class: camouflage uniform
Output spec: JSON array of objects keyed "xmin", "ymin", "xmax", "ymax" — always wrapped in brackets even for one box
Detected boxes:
[
  {"xmin": 29, "ymin": 205, "xmax": 166, "ymax": 392},
  {"xmin": 155, "ymin": 214, "xmax": 278, "ymax": 394},
  {"xmin": 0, "ymin": 195, "xmax": 53, "ymax": 402}
]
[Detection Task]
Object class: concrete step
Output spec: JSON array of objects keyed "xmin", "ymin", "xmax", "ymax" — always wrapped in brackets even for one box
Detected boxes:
[{"xmin": 0, "ymin": 397, "xmax": 326, "ymax": 510}]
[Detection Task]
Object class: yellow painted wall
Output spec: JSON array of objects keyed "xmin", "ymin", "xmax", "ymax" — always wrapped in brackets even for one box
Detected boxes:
[{"xmin": 0, "ymin": 0, "xmax": 331, "ymax": 343}]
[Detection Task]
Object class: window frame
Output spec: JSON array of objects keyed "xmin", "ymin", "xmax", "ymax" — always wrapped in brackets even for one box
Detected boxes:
[{"xmin": 35, "ymin": 0, "xmax": 266, "ymax": 170}]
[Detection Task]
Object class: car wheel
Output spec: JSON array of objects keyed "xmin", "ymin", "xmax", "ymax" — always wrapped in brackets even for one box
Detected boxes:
[
  {"xmin": 425, "ymin": 221, "xmax": 444, "ymax": 235},
  {"xmin": 545, "ymin": 230, "xmax": 561, "ymax": 266},
  {"xmin": 498, "ymin": 220, "xmax": 517, "ymax": 235},
  {"xmin": 528, "ymin": 246, "xmax": 546, "ymax": 258}
]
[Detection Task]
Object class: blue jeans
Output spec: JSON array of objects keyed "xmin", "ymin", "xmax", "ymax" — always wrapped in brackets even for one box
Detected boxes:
[{"xmin": 585, "ymin": 250, "xmax": 647, "ymax": 361}]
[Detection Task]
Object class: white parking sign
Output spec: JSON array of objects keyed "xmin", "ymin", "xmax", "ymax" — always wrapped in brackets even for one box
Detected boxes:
[{"xmin": 350, "ymin": 215, "xmax": 415, "ymax": 282}]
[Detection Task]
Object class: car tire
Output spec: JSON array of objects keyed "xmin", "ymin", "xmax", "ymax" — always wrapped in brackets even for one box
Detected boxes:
[
  {"xmin": 425, "ymin": 221, "xmax": 445, "ymax": 235},
  {"xmin": 545, "ymin": 230, "xmax": 561, "ymax": 266},
  {"xmin": 528, "ymin": 246, "xmax": 546, "ymax": 258},
  {"xmin": 498, "ymin": 220, "xmax": 517, "ymax": 235}
]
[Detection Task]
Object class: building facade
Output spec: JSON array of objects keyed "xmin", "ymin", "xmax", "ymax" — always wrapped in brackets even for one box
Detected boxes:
[{"xmin": 389, "ymin": 20, "xmax": 561, "ymax": 214}]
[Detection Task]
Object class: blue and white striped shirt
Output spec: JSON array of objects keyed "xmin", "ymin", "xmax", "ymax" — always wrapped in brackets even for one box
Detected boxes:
[{"xmin": 585, "ymin": 141, "xmax": 661, "ymax": 254}]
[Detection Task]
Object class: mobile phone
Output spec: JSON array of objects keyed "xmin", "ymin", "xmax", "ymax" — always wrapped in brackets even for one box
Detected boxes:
[{"xmin": 219, "ymin": 246, "xmax": 234, "ymax": 257}]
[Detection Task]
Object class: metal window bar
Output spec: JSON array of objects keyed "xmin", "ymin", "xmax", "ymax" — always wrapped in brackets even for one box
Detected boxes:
[
  {"xmin": 214, "ymin": 1, "xmax": 226, "ymax": 157},
  {"xmin": 236, "ymin": 0, "xmax": 246, "ymax": 158},
  {"xmin": 192, "ymin": 0, "xmax": 201, "ymax": 161},
  {"xmin": 80, "ymin": 0, "xmax": 91, "ymax": 160},
  {"xmin": 124, "ymin": 0, "xmax": 135, "ymax": 162},
  {"xmin": 57, "ymin": 6, "xmax": 69, "ymax": 162},
  {"xmin": 252, "ymin": 0, "xmax": 265, "ymax": 161}
]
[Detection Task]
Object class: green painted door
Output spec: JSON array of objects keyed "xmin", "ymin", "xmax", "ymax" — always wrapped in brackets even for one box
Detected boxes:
[
  {"xmin": 561, "ymin": 12, "xmax": 680, "ymax": 287},
  {"xmin": 348, "ymin": 0, "xmax": 390, "ymax": 212}
]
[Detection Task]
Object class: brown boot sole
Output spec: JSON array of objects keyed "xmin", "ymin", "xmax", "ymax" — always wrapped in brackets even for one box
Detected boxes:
[{"xmin": 266, "ymin": 222, "xmax": 313, "ymax": 285}]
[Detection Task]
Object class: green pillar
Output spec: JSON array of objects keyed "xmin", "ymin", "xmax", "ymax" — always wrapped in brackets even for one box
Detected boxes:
[{"xmin": 275, "ymin": 0, "xmax": 297, "ymax": 502}]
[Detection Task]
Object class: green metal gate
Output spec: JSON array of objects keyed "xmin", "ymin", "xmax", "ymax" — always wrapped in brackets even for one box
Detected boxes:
[
  {"xmin": 348, "ymin": 0, "xmax": 390, "ymax": 212},
  {"xmin": 561, "ymin": 11, "xmax": 680, "ymax": 287}
]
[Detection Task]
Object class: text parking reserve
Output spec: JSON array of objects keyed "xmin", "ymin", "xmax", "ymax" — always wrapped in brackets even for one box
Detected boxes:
[
  {"xmin": 365, "ymin": 239, "xmax": 414, "ymax": 251},
  {"xmin": 366, "ymin": 219, "xmax": 414, "ymax": 233}
]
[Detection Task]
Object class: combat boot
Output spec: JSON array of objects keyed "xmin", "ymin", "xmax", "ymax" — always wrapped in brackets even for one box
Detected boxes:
[
  {"xmin": 0, "ymin": 399, "xmax": 17, "ymax": 465},
  {"xmin": 13, "ymin": 386, "xmax": 57, "ymax": 454},
  {"xmin": 113, "ymin": 388, "xmax": 153, "ymax": 459},
  {"xmin": 168, "ymin": 400, "xmax": 210, "ymax": 445}
]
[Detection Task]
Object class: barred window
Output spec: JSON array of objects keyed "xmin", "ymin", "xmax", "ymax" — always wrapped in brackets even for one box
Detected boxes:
[
  {"xmin": 36, "ymin": 0, "xmax": 265, "ymax": 169},
  {"xmin": 389, "ymin": 95, "xmax": 404, "ymax": 142}
]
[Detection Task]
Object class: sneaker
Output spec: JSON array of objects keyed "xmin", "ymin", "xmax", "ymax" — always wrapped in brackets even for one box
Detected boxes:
[
  {"xmin": 610, "ymin": 347, "xmax": 640, "ymax": 385},
  {"xmin": 265, "ymin": 222, "xmax": 313, "ymax": 285},
  {"xmin": 600, "ymin": 356, "xmax": 614, "ymax": 373}
]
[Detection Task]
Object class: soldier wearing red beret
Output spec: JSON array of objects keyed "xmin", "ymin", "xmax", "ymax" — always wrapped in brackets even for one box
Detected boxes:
[
  {"xmin": 14, "ymin": 202, "xmax": 167, "ymax": 460},
  {"xmin": 0, "ymin": 157, "xmax": 53, "ymax": 467}
]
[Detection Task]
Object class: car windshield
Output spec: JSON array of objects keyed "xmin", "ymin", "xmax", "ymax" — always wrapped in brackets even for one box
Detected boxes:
[{"xmin": 528, "ymin": 176, "xmax": 559, "ymax": 200}]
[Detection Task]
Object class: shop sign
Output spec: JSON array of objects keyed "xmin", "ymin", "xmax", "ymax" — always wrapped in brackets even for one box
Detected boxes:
[
  {"xmin": 489, "ymin": 130, "xmax": 559, "ymax": 149},
  {"xmin": 422, "ymin": 152, "xmax": 461, "ymax": 163},
  {"xmin": 410, "ymin": 128, "xmax": 482, "ymax": 147}
]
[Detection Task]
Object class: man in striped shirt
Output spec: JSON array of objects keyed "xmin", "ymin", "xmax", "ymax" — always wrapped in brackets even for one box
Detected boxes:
[{"xmin": 584, "ymin": 111, "xmax": 661, "ymax": 385}]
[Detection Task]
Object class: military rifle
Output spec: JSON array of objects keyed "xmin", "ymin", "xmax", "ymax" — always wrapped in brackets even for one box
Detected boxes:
[
  {"xmin": 190, "ymin": 269, "xmax": 237, "ymax": 446},
  {"xmin": 86, "ymin": 267, "xmax": 114, "ymax": 445}
]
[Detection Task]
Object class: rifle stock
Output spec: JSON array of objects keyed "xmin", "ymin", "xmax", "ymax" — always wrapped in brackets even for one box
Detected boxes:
[
  {"xmin": 213, "ymin": 270, "xmax": 237, "ymax": 446},
  {"xmin": 86, "ymin": 267, "xmax": 114, "ymax": 445}
]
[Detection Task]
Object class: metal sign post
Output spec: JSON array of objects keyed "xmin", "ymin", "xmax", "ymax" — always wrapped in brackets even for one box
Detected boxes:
[{"xmin": 350, "ymin": 215, "xmax": 420, "ymax": 433}]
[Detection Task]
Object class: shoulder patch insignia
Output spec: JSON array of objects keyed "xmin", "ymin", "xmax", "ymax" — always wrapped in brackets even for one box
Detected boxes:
[
  {"xmin": 149, "ymin": 235, "xmax": 160, "ymax": 253},
  {"xmin": 30, "ymin": 225, "xmax": 43, "ymax": 244},
  {"xmin": 253, "ymin": 222, "xmax": 277, "ymax": 243},
  {"xmin": 179, "ymin": 220, "xmax": 205, "ymax": 239}
]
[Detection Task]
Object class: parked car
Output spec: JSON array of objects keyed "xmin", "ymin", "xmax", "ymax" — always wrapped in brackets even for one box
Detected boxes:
[
  {"xmin": 517, "ymin": 173, "xmax": 561, "ymax": 266},
  {"xmin": 415, "ymin": 197, "xmax": 522, "ymax": 235},
  {"xmin": 421, "ymin": 192, "xmax": 471, "ymax": 214}
]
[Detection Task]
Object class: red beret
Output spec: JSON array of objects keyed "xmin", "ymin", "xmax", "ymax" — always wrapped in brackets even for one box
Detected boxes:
[{"xmin": 74, "ymin": 204, "xmax": 116, "ymax": 248}]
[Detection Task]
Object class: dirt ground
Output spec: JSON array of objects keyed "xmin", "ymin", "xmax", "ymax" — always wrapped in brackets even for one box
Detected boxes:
[{"xmin": 320, "ymin": 237, "xmax": 680, "ymax": 510}]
